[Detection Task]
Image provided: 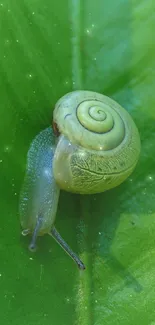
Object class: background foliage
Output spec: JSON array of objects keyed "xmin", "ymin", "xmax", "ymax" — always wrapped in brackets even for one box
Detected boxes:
[{"xmin": 0, "ymin": 1, "xmax": 154, "ymax": 324}]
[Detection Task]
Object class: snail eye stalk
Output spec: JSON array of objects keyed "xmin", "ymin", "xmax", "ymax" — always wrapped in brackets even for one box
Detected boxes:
[
  {"xmin": 28, "ymin": 216, "xmax": 43, "ymax": 252},
  {"xmin": 49, "ymin": 227, "xmax": 86, "ymax": 270},
  {"xmin": 53, "ymin": 121, "xmax": 60, "ymax": 137}
]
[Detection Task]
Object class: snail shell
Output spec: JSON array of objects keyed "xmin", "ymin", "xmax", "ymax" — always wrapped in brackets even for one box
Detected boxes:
[{"xmin": 53, "ymin": 90, "xmax": 141, "ymax": 194}]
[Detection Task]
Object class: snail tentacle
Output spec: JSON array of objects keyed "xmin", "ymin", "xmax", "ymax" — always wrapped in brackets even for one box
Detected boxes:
[
  {"xmin": 49, "ymin": 227, "xmax": 86, "ymax": 270},
  {"xmin": 29, "ymin": 215, "xmax": 43, "ymax": 252}
]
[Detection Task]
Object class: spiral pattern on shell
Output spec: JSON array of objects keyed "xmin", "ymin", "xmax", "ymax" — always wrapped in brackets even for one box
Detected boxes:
[
  {"xmin": 53, "ymin": 90, "xmax": 141, "ymax": 194},
  {"xmin": 53, "ymin": 90, "xmax": 134, "ymax": 151}
]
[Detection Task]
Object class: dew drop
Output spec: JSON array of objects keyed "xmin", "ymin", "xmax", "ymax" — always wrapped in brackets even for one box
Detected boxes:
[
  {"xmin": 65, "ymin": 297, "xmax": 70, "ymax": 303},
  {"xmin": 5, "ymin": 39, "xmax": 10, "ymax": 45},
  {"xmin": 4, "ymin": 145, "xmax": 11, "ymax": 153},
  {"xmin": 146, "ymin": 175, "xmax": 153, "ymax": 182},
  {"xmin": 86, "ymin": 29, "xmax": 90, "ymax": 35},
  {"xmin": 27, "ymin": 73, "xmax": 33, "ymax": 80},
  {"xmin": 142, "ymin": 188, "xmax": 147, "ymax": 195}
]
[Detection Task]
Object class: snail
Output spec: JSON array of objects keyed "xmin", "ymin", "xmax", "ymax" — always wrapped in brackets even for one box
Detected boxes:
[{"xmin": 19, "ymin": 90, "xmax": 141, "ymax": 270}]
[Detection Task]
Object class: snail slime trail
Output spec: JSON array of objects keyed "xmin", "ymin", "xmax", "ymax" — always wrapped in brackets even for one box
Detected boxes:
[
  {"xmin": 19, "ymin": 127, "xmax": 85, "ymax": 270},
  {"xmin": 19, "ymin": 90, "xmax": 140, "ymax": 269}
]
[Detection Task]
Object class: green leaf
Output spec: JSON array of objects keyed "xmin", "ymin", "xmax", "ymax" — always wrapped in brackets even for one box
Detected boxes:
[{"xmin": 0, "ymin": 1, "xmax": 154, "ymax": 324}]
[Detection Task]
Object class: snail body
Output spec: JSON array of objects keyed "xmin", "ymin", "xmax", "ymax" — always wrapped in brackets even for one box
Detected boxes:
[
  {"xmin": 19, "ymin": 127, "xmax": 85, "ymax": 269},
  {"xmin": 19, "ymin": 90, "xmax": 141, "ymax": 269},
  {"xmin": 19, "ymin": 127, "xmax": 60, "ymax": 236}
]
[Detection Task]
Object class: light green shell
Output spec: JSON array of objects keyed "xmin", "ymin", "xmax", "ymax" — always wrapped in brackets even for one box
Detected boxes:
[{"xmin": 53, "ymin": 90, "xmax": 141, "ymax": 194}]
